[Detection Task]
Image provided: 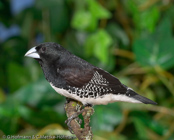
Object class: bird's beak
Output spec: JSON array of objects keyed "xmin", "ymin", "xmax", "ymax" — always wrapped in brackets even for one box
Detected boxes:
[{"xmin": 25, "ymin": 47, "xmax": 40, "ymax": 59}]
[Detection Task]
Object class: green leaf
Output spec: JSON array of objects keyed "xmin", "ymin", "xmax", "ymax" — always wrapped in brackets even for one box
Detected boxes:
[
  {"xmin": 0, "ymin": 77, "xmax": 66, "ymax": 134},
  {"xmin": 155, "ymin": 17, "xmax": 172, "ymax": 38},
  {"xmin": 106, "ymin": 23, "xmax": 129, "ymax": 47},
  {"xmin": 18, "ymin": 105, "xmax": 65, "ymax": 127},
  {"xmin": 13, "ymin": 78, "xmax": 64, "ymax": 108},
  {"xmin": 88, "ymin": 0, "xmax": 111, "ymax": 19},
  {"xmin": 85, "ymin": 29, "xmax": 113, "ymax": 64},
  {"xmin": 71, "ymin": 0, "xmax": 111, "ymax": 31},
  {"xmin": 71, "ymin": 10, "xmax": 97, "ymax": 31},
  {"xmin": 0, "ymin": 95, "xmax": 65, "ymax": 135},
  {"xmin": 91, "ymin": 103, "xmax": 123, "ymax": 131},
  {"xmin": 125, "ymin": 0, "xmax": 139, "ymax": 14},
  {"xmin": 133, "ymin": 18, "xmax": 174, "ymax": 70},
  {"xmin": 134, "ymin": 6, "xmax": 160, "ymax": 32},
  {"xmin": 125, "ymin": 1, "xmax": 159, "ymax": 32}
]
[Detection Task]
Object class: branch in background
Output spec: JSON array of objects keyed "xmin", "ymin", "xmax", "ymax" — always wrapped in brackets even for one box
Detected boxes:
[
  {"xmin": 64, "ymin": 99, "xmax": 94, "ymax": 140},
  {"xmin": 113, "ymin": 48, "xmax": 135, "ymax": 60}
]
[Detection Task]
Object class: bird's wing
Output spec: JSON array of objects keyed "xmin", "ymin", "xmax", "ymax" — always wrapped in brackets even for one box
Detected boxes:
[
  {"xmin": 60, "ymin": 65, "xmax": 94, "ymax": 88},
  {"xmin": 60, "ymin": 65, "xmax": 127, "ymax": 94},
  {"xmin": 59, "ymin": 65, "xmax": 157, "ymax": 105}
]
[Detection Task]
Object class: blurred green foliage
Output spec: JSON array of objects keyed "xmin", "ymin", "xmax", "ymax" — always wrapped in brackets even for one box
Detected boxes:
[{"xmin": 0, "ymin": 0, "xmax": 174, "ymax": 140}]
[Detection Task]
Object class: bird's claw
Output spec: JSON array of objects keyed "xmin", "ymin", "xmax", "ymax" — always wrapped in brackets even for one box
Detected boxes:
[
  {"xmin": 65, "ymin": 118, "xmax": 74, "ymax": 134},
  {"xmin": 65, "ymin": 116, "xmax": 82, "ymax": 134},
  {"xmin": 76, "ymin": 117, "xmax": 82, "ymax": 125},
  {"xmin": 65, "ymin": 111, "xmax": 84, "ymax": 134}
]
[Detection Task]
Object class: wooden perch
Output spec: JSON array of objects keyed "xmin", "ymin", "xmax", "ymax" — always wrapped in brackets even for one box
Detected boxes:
[{"xmin": 64, "ymin": 99, "xmax": 94, "ymax": 140}]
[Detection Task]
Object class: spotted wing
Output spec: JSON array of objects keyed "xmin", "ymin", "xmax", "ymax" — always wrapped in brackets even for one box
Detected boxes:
[
  {"xmin": 60, "ymin": 63, "xmax": 127, "ymax": 98},
  {"xmin": 87, "ymin": 68, "xmax": 127, "ymax": 95}
]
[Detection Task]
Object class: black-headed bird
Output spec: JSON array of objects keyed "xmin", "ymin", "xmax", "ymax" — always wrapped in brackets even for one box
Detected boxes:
[{"xmin": 25, "ymin": 42, "xmax": 157, "ymax": 130}]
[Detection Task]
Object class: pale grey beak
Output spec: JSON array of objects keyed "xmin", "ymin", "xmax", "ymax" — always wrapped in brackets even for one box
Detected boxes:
[{"xmin": 25, "ymin": 47, "xmax": 40, "ymax": 59}]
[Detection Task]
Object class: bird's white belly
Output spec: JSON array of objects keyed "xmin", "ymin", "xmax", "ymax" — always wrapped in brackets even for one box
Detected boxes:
[
  {"xmin": 50, "ymin": 83, "xmax": 114, "ymax": 105},
  {"xmin": 50, "ymin": 83, "xmax": 141, "ymax": 105}
]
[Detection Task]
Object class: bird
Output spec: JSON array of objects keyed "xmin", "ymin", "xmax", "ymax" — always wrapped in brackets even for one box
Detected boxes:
[{"xmin": 25, "ymin": 42, "xmax": 157, "ymax": 130}]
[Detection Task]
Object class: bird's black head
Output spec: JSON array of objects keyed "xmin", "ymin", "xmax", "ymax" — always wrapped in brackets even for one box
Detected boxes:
[{"xmin": 25, "ymin": 42, "xmax": 66, "ymax": 63}]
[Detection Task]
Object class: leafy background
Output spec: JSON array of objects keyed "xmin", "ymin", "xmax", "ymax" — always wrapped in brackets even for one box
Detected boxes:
[{"xmin": 0, "ymin": 0, "xmax": 174, "ymax": 139}]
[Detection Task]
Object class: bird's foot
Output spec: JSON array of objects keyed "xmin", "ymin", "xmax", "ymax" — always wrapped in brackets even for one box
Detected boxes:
[
  {"xmin": 75, "ymin": 117, "xmax": 83, "ymax": 125},
  {"xmin": 65, "ymin": 109, "xmax": 85, "ymax": 134}
]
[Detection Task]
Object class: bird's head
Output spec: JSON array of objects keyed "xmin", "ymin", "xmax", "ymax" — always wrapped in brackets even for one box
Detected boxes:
[{"xmin": 25, "ymin": 42, "xmax": 66, "ymax": 63}]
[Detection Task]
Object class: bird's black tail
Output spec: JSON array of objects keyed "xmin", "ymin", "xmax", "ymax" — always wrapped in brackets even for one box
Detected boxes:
[{"xmin": 127, "ymin": 89, "xmax": 157, "ymax": 105}]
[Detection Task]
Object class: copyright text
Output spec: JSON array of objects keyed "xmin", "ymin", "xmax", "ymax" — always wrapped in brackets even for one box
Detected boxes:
[{"xmin": 2, "ymin": 135, "xmax": 76, "ymax": 139}]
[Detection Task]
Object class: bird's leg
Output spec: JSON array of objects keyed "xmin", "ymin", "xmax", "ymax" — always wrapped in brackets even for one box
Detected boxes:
[
  {"xmin": 65, "ymin": 108, "xmax": 85, "ymax": 127},
  {"xmin": 65, "ymin": 104, "xmax": 93, "ymax": 125}
]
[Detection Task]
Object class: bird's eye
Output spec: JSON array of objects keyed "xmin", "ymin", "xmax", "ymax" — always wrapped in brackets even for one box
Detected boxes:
[{"xmin": 41, "ymin": 47, "xmax": 46, "ymax": 52}]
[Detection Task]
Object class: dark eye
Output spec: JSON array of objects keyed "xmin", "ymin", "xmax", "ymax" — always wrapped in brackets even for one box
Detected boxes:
[{"xmin": 41, "ymin": 47, "xmax": 46, "ymax": 52}]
